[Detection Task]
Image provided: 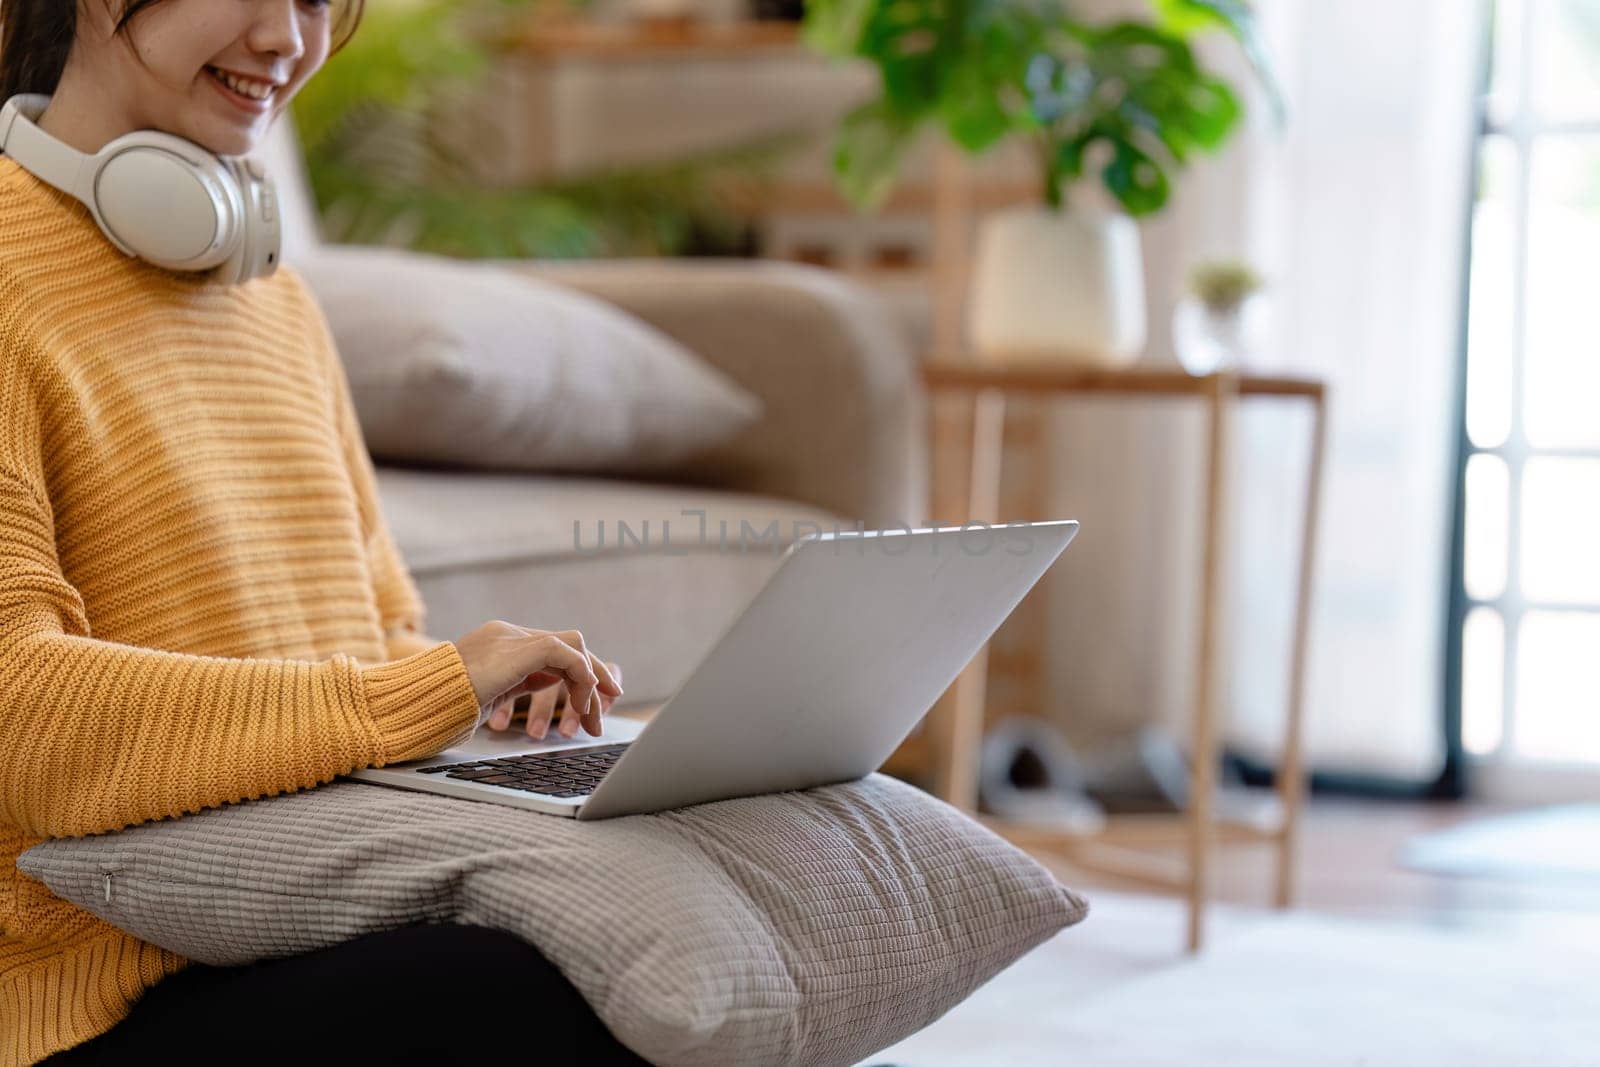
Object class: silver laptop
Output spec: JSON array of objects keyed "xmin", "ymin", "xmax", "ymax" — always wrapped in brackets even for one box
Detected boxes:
[{"xmin": 347, "ymin": 520, "xmax": 1078, "ymax": 820}]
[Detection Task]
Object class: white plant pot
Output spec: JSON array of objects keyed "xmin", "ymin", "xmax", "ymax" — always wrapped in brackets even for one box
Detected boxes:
[
  {"xmin": 967, "ymin": 206, "xmax": 1146, "ymax": 367},
  {"xmin": 1172, "ymin": 292, "xmax": 1269, "ymax": 375}
]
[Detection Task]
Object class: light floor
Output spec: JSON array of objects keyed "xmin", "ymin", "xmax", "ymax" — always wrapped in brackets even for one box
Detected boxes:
[
  {"xmin": 862, "ymin": 796, "xmax": 1600, "ymax": 1066},
  {"xmin": 1037, "ymin": 795, "xmax": 1600, "ymax": 928}
]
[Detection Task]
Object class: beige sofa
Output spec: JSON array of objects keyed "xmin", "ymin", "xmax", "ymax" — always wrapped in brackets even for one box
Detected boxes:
[{"xmin": 262, "ymin": 123, "xmax": 930, "ymax": 704}]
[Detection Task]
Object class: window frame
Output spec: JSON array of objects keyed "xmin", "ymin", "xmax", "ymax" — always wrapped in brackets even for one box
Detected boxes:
[{"xmin": 1452, "ymin": 0, "xmax": 1600, "ymax": 780}]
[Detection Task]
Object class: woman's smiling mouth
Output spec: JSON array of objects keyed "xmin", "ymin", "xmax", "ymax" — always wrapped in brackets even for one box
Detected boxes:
[{"xmin": 204, "ymin": 66, "xmax": 280, "ymax": 113}]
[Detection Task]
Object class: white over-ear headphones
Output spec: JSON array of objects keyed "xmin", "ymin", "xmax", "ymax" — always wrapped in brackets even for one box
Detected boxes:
[{"xmin": 0, "ymin": 93, "xmax": 281, "ymax": 286}]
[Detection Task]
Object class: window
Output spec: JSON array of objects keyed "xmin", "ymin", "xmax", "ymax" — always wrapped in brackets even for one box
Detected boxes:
[{"xmin": 1460, "ymin": 0, "xmax": 1600, "ymax": 765}]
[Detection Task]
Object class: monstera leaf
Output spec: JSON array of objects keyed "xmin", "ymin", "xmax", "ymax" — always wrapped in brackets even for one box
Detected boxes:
[{"xmin": 803, "ymin": 0, "xmax": 1278, "ymax": 215}]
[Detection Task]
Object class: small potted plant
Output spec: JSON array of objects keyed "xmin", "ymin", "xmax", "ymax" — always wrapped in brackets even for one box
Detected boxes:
[
  {"xmin": 1173, "ymin": 259, "xmax": 1266, "ymax": 374},
  {"xmin": 803, "ymin": 0, "xmax": 1279, "ymax": 366}
]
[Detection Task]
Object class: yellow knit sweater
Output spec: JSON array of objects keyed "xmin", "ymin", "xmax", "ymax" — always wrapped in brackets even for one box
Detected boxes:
[{"xmin": 0, "ymin": 156, "xmax": 484, "ymax": 1063}]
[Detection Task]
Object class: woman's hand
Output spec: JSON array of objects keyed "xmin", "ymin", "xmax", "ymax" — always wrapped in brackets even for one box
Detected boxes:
[
  {"xmin": 452, "ymin": 621, "xmax": 623, "ymax": 738},
  {"xmin": 487, "ymin": 659, "xmax": 624, "ymax": 740}
]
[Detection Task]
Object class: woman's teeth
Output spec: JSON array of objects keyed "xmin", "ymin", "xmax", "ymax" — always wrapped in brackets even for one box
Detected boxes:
[{"xmin": 208, "ymin": 67, "xmax": 274, "ymax": 101}]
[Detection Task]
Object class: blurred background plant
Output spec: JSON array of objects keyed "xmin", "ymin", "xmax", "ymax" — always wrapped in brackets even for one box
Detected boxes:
[
  {"xmin": 802, "ymin": 0, "xmax": 1281, "ymax": 215},
  {"xmin": 1173, "ymin": 256, "xmax": 1268, "ymax": 374},
  {"xmin": 1187, "ymin": 258, "xmax": 1263, "ymax": 313},
  {"xmin": 289, "ymin": 0, "xmax": 802, "ymax": 258}
]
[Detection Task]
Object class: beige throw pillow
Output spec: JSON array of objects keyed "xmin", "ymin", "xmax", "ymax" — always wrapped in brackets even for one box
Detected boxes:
[
  {"xmin": 295, "ymin": 246, "xmax": 762, "ymax": 475},
  {"xmin": 20, "ymin": 774, "xmax": 1087, "ymax": 1066}
]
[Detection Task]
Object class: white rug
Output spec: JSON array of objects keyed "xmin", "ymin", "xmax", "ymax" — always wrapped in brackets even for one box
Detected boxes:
[
  {"xmin": 1402, "ymin": 804, "xmax": 1600, "ymax": 883},
  {"xmin": 861, "ymin": 892, "xmax": 1600, "ymax": 1066}
]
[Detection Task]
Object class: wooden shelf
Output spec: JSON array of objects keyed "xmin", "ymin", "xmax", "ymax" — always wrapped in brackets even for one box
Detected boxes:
[
  {"xmin": 504, "ymin": 18, "xmax": 804, "ymax": 60},
  {"xmin": 922, "ymin": 361, "xmax": 1329, "ymax": 400},
  {"xmin": 913, "ymin": 360, "xmax": 1330, "ymax": 951},
  {"xmin": 763, "ymin": 180, "xmax": 1039, "ymax": 216}
]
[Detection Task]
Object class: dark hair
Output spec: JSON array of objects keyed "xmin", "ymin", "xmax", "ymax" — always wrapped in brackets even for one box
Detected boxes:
[{"xmin": 1, "ymin": 0, "xmax": 364, "ymax": 105}]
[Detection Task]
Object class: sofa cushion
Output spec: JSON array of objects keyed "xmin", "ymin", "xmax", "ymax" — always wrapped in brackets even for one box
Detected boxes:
[
  {"xmin": 376, "ymin": 467, "xmax": 848, "ymax": 704},
  {"xmin": 19, "ymin": 774, "xmax": 1088, "ymax": 1066},
  {"xmin": 377, "ymin": 467, "xmax": 848, "ymax": 573},
  {"xmin": 296, "ymin": 246, "xmax": 763, "ymax": 476}
]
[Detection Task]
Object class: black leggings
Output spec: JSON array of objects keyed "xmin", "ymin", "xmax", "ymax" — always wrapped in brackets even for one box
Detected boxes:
[{"xmin": 42, "ymin": 923, "xmax": 652, "ymax": 1065}]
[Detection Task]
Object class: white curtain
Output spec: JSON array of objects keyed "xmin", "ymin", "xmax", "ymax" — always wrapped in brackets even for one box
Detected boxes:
[
  {"xmin": 1222, "ymin": 0, "xmax": 1484, "ymax": 779},
  {"xmin": 1039, "ymin": 0, "xmax": 1484, "ymax": 780}
]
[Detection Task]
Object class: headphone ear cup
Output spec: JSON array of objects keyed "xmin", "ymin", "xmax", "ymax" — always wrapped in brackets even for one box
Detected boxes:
[
  {"xmin": 1, "ymin": 94, "xmax": 278, "ymax": 285},
  {"xmin": 209, "ymin": 157, "xmax": 250, "ymax": 285},
  {"xmin": 91, "ymin": 143, "xmax": 240, "ymax": 269},
  {"xmin": 213, "ymin": 155, "xmax": 280, "ymax": 285}
]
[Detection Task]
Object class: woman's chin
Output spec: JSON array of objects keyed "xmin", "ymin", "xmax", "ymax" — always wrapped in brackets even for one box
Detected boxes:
[
  {"xmin": 184, "ymin": 111, "xmax": 270, "ymax": 159},
  {"xmin": 195, "ymin": 128, "xmax": 258, "ymax": 159}
]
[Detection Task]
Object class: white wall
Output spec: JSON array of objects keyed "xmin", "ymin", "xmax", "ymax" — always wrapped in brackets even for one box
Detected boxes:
[
  {"xmin": 868, "ymin": 0, "xmax": 1478, "ymax": 778},
  {"xmin": 477, "ymin": 0, "xmax": 1483, "ymax": 777}
]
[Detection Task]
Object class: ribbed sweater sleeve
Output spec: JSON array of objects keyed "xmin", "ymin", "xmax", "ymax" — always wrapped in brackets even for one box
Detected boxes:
[
  {"xmin": 300, "ymin": 279, "xmax": 453, "ymax": 666},
  {"xmin": 384, "ymin": 625, "xmax": 451, "ymax": 662},
  {"xmin": 0, "ymin": 286, "xmax": 482, "ymax": 842}
]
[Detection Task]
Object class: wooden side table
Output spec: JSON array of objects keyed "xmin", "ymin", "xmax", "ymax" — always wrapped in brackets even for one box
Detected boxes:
[{"xmin": 907, "ymin": 361, "xmax": 1329, "ymax": 952}]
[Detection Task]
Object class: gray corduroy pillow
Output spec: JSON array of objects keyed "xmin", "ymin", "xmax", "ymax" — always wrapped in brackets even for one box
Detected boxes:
[
  {"xmin": 20, "ymin": 773, "xmax": 1087, "ymax": 1067},
  {"xmin": 294, "ymin": 246, "xmax": 763, "ymax": 476}
]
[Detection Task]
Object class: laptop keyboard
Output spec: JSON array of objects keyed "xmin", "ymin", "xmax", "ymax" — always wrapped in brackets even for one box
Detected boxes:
[{"xmin": 415, "ymin": 743, "xmax": 632, "ymax": 798}]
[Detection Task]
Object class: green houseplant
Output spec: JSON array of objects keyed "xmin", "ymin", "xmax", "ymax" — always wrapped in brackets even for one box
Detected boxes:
[
  {"xmin": 289, "ymin": 0, "xmax": 794, "ymax": 258},
  {"xmin": 802, "ymin": 0, "xmax": 1278, "ymax": 365}
]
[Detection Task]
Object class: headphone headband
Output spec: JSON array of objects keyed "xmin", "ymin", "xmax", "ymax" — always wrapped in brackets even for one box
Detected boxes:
[{"xmin": 0, "ymin": 94, "xmax": 281, "ymax": 286}]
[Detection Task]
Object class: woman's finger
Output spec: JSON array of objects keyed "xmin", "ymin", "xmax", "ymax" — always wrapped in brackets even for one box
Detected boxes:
[
  {"xmin": 526, "ymin": 682, "xmax": 562, "ymax": 741},
  {"xmin": 514, "ymin": 669, "xmax": 565, "ymax": 695},
  {"xmin": 535, "ymin": 635, "xmax": 599, "ymax": 715},
  {"xmin": 557, "ymin": 691, "xmax": 583, "ymax": 738},
  {"xmin": 512, "ymin": 648, "xmax": 619, "ymax": 707},
  {"xmin": 597, "ymin": 661, "xmax": 621, "ymax": 717},
  {"xmin": 487, "ymin": 691, "xmax": 515, "ymax": 732},
  {"xmin": 593, "ymin": 656, "xmax": 622, "ymax": 697},
  {"xmin": 580, "ymin": 685, "xmax": 603, "ymax": 736},
  {"xmin": 560, "ymin": 637, "xmax": 622, "ymax": 698},
  {"xmin": 577, "ymin": 652, "xmax": 617, "ymax": 727}
]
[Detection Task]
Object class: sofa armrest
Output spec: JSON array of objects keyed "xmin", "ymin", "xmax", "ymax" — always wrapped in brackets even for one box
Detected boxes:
[{"xmin": 501, "ymin": 258, "xmax": 929, "ymax": 528}]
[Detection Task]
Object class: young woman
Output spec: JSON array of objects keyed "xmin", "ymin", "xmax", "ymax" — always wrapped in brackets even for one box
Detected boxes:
[{"xmin": 0, "ymin": 2, "xmax": 641, "ymax": 1062}]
